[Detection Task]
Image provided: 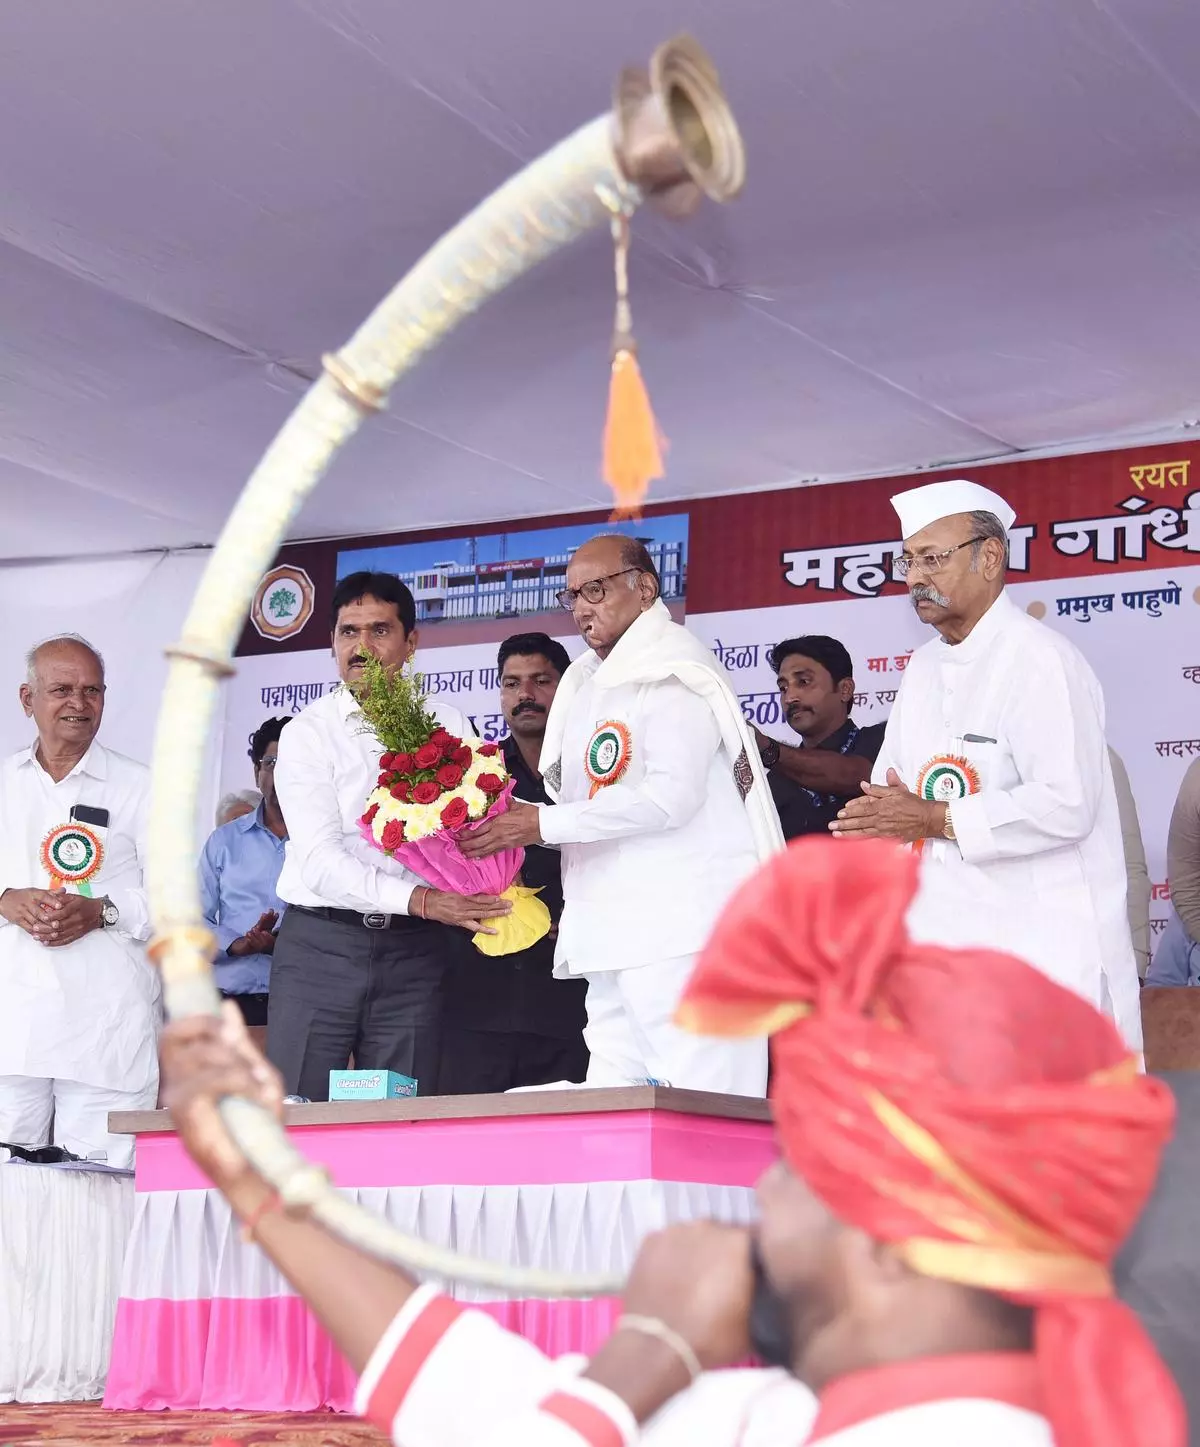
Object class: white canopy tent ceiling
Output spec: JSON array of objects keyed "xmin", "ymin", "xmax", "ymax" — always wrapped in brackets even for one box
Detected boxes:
[{"xmin": 1, "ymin": 0, "xmax": 1198, "ymax": 563}]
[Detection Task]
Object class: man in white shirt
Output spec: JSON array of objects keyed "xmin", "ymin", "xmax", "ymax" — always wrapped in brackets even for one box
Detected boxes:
[
  {"xmin": 461, "ymin": 535, "xmax": 783, "ymax": 1095},
  {"xmin": 268, "ymin": 571, "xmax": 510, "ymax": 1101},
  {"xmin": 158, "ymin": 838, "xmax": 1184, "ymax": 1447},
  {"xmin": 0, "ymin": 634, "xmax": 159, "ymax": 1168},
  {"xmin": 830, "ymin": 478, "xmax": 1143, "ymax": 1051}
]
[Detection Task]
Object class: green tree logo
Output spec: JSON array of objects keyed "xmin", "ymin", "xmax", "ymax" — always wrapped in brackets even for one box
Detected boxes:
[{"xmin": 268, "ymin": 586, "xmax": 297, "ymax": 619}]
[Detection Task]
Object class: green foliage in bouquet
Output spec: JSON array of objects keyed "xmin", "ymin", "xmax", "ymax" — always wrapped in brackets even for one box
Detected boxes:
[{"xmin": 350, "ymin": 654, "xmax": 439, "ymax": 754}]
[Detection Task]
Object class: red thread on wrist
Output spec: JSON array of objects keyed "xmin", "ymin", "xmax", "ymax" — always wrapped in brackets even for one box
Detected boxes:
[{"xmin": 239, "ymin": 1191, "xmax": 282, "ymax": 1242}]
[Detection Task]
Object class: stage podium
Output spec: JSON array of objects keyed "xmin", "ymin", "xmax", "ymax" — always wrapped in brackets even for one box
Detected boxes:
[{"xmin": 103, "ymin": 1088, "xmax": 774, "ymax": 1413}]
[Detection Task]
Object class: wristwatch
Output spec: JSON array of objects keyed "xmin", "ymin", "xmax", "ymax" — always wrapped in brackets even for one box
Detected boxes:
[
  {"xmin": 759, "ymin": 737, "xmax": 781, "ymax": 770},
  {"xmin": 942, "ymin": 805, "xmax": 957, "ymax": 843},
  {"xmin": 100, "ymin": 898, "xmax": 119, "ymax": 929}
]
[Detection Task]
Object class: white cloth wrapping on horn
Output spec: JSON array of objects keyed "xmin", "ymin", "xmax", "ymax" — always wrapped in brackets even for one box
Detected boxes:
[{"xmin": 891, "ymin": 478, "xmax": 1017, "ymax": 539}]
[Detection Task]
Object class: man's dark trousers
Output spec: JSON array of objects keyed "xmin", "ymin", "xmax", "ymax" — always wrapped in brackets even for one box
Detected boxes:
[{"xmin": 266, "ymin": 906, "xmax": 464, "ymax": 1101}]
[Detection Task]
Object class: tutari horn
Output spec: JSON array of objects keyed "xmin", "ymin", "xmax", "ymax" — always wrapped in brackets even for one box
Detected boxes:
[{"xmin": 148, "ymin": 35, "xmax": 745, "ymax": 1296}]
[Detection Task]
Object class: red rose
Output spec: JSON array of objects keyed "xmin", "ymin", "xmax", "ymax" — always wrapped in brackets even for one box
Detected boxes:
[
  {"xmin": 414, "ymin": 742, "xmax": 442, "ymax": 769},
  {"xmin": 436, "ymin": 763, "xmax": 463, "ymax": 790},
  {"xmin": 392, "ymin": 752, "xmax": 414, "ymax": 774},
  {"xmin": 451, "ymin": 744, "xmax": 473, "ymax": 767},
  {"xmin": 362, "ymin": 803, "xmax": 380, "ymax": 826},
  {"xmin": 377, "ymin": 772, "xmax": 391, "ymax": 788},
  {"xmin": 476, "ymin": 772, "xmax": 504, "ymax": 796},
  {"xmin": 430, "ymin": 727, "xmax": 455, "ymax": 747},
  {"xmin": 379, "ymin": 752, "xmax": 396, "ymax": 769},
  {"xmin": 478, "ymin": 742, "xmax": 499, "ymax": 757},
  {"xmin": 390, "ymin": 781, "xmax": 410, "ymax": 802},
  {"xmin": 380, "ymin": 818, "xmax": 405, "ymax": 852},
  {"xmin": 412, "ymin": 779, "xmax": 441, "ymax": 805},
  {"xmin": 440, "ymin": 796, "xmax": 469, "ymax": 830}
]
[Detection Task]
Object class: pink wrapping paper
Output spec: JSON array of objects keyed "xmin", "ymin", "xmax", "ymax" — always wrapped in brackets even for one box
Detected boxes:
[{"xmin": 360, "ymin": 778, "xmax": 524, "ymax": 893}]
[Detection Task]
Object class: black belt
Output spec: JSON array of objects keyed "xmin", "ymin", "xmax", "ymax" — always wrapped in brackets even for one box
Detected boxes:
[{"xmin": 292, "ymin": 904, "xmax": 423, "ymax": 932}]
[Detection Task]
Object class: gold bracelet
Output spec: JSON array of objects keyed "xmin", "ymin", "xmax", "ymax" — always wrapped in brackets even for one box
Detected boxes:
[
  {"xmin": 418, "ymin": 887, "xmax": 429, "ymax": 921},
  {"xmin": 614, "ymin": 1314, "xmax": 702, "ymax": 1382}
]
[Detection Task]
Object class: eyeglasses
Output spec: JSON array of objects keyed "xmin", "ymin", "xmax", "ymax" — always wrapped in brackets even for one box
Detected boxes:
[
  {"xmin": 258, "ymin": 757, "xmax": 278, "ymax": 770},
  {"xmin": 893, "ymin": 537, "xmax": 986, "ymax": 580},
  {"xmin": 555, "ymin": 567, "xmax": 640, "ymax": 611}
]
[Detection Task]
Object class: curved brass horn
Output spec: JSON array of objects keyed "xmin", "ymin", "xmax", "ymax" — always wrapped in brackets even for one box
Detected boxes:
[{"xmin": 149, "ymin": 36, "xmax": 744, "ymax": 1295}]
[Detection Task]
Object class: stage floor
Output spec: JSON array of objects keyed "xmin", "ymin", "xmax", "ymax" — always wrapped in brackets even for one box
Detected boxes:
[{"xmin": 0, "ymin": 1403, "xmax": 384, "ymax": 1445}]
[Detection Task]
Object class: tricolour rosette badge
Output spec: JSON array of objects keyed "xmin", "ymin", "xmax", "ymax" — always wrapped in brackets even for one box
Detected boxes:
[
  {"xmin": 41, "ymin": 823, "xmax": 104, "ymax": 893},
  {"xmin": 351, "ymin": 654, "xmax": 550, "ymax": 955}
]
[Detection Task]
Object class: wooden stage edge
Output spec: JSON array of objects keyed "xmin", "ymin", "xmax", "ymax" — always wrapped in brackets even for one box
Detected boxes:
[{"xmin": 110, "ymin": 1085, "xmax": 775, "ymax": 1136}]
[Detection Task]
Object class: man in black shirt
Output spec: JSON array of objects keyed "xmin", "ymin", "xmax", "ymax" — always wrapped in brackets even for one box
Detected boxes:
[
  {"xmin": 755, "ymin": 635, "xmax": 887, "ymax": 840},
  {"xmin": 439, "ymin": 632, "xmax": 588, "ymax": 1093}
]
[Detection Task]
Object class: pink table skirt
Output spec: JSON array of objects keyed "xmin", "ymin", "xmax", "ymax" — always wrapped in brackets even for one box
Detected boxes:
[
  {"xmin": 107, "ymin": 1293, "xmax": 623, "ymax": 1412},
  {"xmin": 105, "ymin": 1108, "xmax": 773, "ymax": 1412}
]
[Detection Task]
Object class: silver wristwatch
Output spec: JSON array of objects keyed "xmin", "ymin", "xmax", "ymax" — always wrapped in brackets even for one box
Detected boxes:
[{"xmin": 100, "ymin": 898, "xmax": 119, "ymax": 929}]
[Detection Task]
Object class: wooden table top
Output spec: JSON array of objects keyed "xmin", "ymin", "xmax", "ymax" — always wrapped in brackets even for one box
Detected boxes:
[{"xmin": 110, "ymin": 1085, "xmax": 775, "ymax": 1135}]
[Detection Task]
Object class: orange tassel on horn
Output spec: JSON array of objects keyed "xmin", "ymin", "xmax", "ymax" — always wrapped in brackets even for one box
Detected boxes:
[
  {"xmin": 603, "ymin": 346, "xmax": 665, "ymax": 520},
  {"xmin": 599, "ymin": 198, "xmax": 665, "ymax": 520}
]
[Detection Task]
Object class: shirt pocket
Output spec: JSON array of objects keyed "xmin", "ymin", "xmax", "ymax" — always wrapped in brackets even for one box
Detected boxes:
[
  {"xmin": 957, "ymin": 736, "xmax": 1017, "ymax": 795},
  {"xmin": 91, "ymin": 826, "xmax": 138, "ymax": 892}
]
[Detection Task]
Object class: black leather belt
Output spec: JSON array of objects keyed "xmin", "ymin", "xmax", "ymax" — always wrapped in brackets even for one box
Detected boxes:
[{"xmin": 292, "ymin": 904, "xmax": 420, "ymax": 931}]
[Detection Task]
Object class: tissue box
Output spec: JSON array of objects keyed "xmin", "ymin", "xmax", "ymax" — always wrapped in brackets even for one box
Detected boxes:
[{"xmin": 328, "ymin": 1069, "xmax": 418, "ymax": 1100}]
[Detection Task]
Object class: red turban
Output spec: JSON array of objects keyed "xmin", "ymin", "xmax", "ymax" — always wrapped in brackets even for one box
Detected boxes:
[{"xmin": 678, "ymin": 838, "xmax": 1183, "ymax": 1447}]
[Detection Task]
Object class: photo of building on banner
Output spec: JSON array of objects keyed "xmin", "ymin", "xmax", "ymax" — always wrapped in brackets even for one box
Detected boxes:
[{"xmin": 336, "ymin": 513, "xmax": 689, "ymax": 648}]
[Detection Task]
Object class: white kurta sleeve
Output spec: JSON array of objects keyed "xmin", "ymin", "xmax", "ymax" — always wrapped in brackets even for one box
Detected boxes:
[
  {"xmin": 354, "ymin": 1287, "xmax": 639, "ymax": 1447},
  {"xmin": 106, "ymin": 773, "xmax": 152, "ymax": 942},
  {"xmin": 947, "ymin": 650, "xmax": 1107, "ymax": 866},
  {"xmin": 1108, "ymin": 748, "xmax": 1151, "ymax": 976},
  {"xmin": 539, "ymin": 682, "xmax": 720, "ymax": 846},
  {"xmin": 275, "ymin": 717, "xmax": 416, "ymax": 915}
]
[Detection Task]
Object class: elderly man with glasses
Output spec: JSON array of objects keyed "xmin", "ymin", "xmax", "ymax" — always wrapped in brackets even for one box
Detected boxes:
[
  {"xmin": 461, "ymin": 533, "xmax": 784, "ymax": 1095},
  {"xmin": 831, "ymin": 479, "xmax": 1142, "ymax": 1052}
]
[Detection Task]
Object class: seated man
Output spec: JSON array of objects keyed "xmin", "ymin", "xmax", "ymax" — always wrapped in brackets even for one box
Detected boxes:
[
  {"xmin": 199, "ymin": 717, "xmax": 290, "ymax": 1027},
  {"xmin": 161, "ymin": 838, "xmax": 1183, "ymax": 1447}
]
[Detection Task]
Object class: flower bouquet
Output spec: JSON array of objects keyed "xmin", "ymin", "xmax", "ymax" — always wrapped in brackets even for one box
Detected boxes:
[{"xmin": 352, "ymin": 655, "xmax": 550, "ymax": 955}]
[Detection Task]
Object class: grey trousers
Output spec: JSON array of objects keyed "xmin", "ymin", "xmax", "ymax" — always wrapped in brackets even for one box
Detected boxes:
[{"xmin": 266, "ymin": 907, "xmax": 462, "ymax": 1101}]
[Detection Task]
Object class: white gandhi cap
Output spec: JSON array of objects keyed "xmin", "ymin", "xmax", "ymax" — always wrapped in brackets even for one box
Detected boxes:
[{"xmin": 890, "ymin": 478, "xmax": 1017, "ymax": 540}]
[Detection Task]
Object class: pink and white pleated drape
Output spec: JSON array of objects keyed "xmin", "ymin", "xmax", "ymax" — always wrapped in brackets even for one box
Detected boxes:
[{"xmin": 104, "ymin": 1109, "xmax": 773, "ymax": 1412}]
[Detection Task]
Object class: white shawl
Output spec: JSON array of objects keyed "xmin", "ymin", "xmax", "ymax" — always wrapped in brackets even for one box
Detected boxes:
[{"xmin": 539, "ymin": 600, "xmax": 785, "ymax": 864}]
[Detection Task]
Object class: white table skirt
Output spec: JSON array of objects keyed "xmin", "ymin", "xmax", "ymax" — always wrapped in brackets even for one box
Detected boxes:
[
  {"xmin": 119, "ymin": 1179, "xmax": 759, "ymax": 1304},
  {"xmin": 0, "ymin": 1164, "xmax": 134, "ymax": 1402}
]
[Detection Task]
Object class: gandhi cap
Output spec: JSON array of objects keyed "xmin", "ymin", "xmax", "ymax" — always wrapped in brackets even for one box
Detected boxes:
[{"xmin": 890, "ymin": 478, "xmax": 1016, "ymax": 539}]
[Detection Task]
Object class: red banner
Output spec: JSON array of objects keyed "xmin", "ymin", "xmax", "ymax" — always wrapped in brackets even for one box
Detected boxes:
[
  {"xmin": 237, "ymin": 439, "xmax": 1200, "ymax": 654},
  {"xmin": 684, "ymin": 440, "xmax": 1200, "ymax": 613}
]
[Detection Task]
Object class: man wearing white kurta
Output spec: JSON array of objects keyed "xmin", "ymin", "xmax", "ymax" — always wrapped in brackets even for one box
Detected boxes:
[
  {"xmin": 0, "ymin": 635, "xmax": 159, "ymax": 1168},
  {"xmin": 830, "ymin": 478, "xmax": 1143, "ymax": 1051},
  {"xmin": 461, "ymin": 535, "xmax": 783, "ymax": 1095}
]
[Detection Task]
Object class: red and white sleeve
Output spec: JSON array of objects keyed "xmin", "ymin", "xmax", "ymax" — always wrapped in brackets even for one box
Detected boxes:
[{"xmin": 354, "ymin": 1285, "xmax": 638, "ymax": 1447}]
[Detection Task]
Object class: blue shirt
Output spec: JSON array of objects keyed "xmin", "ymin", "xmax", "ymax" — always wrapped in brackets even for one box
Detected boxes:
[
  {"xmin": 1147, "ymin": 909, "xmax": 1200, "ymax": 987},
  {"xmin": 199, "ymin": 804, "xmax": 288, "ymax": 995}
]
